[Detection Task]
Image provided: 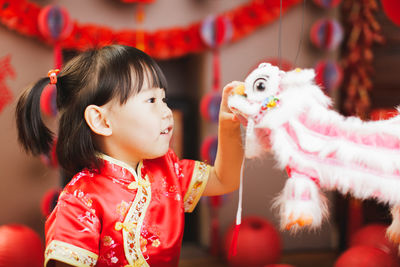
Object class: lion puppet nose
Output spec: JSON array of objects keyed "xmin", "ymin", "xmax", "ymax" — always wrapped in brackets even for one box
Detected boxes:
[{"xmin": 232, "ymin": 83, "xmax": 246, "ymax": 97}]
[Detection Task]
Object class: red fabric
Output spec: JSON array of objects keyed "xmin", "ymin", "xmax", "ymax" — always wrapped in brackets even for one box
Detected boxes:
[{"xmin": 45, "ymin": 149, "xmax": 199, "ymax": 267}]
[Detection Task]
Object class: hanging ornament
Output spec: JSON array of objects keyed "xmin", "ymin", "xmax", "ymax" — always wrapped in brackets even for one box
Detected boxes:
[
  {"xmin": 310, "ymin": 18, "xmax": 343, "ymax": 51},
  {"xmin": 341, "ymin": 0, "xmax": 384, "ymax": 117},
  {"xmin": 39, "ymin": 138, "xmax": 58, "ymax": 168},
  {"xmin": 314, "ymin": 60, "xmax": 343, "ymax": 94},
  {"xmin": 38, "ymin": 5, "xmax": 73, "ymax": 68},
  {"xmin": 199, "ymin": 15, "xmax": 233, "ymax": 122},
  {"xmin": 40, "ymin": 188, "xmax": 61, "ymax": 217},
  {"xmin": 312, "ymin": 0, "xmax": 342, "ymax": 9},
  {"xmin": 38, "ymin": 5, "xmax": 72, "ymax": 117},
  {"xmin": 380, "ymin": 0, "xmax": 400, "ymax": 27},
  {"xmin": 0, "ymin": 55, "xmax": 15, "ymax": 113},
  {"xmin": 135, "ymin": 3, "xmax": 146, "ymax": 51},
  {"xmin": 0, "ymin": 0, "xmax": 302, "ymax": 59},
  {"xmin": 116, "ymin": 0, "xmax": 155, "ymax": 3},
  {"xmin": 200, "ymin": 136, "xmax": 218, "ymax": 165},
  {"xmin": 200, "ymin": 93, "xmax": 222, "ymax": 123},
  {"xmin": 200, "ymin": 15, "xmax": 233, "ymax": 49},
  {"xmin": 40, "ymin": 84, "xmax": 57, "ymax": 116}
]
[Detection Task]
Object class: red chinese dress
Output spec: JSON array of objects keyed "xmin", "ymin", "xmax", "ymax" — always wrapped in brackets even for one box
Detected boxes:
[{"xmin": 44, "ymin": 149, "xmax": 210, "ymax": 267}]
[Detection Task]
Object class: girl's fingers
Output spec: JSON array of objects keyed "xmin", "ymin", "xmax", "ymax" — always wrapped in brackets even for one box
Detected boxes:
[{"xmin": 221, "ymin": 81, "xmax": 243, "ymax": 111}]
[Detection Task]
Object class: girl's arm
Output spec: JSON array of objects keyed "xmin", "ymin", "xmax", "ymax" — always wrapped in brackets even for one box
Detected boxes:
[{"xmin": 203, "ymin": 82, "xmax": 244, "ymax": 196}]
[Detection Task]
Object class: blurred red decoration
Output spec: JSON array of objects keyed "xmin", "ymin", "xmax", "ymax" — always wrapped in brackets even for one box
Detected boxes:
[
  {"xmin": 38, "ymin": 5, "xmax": 73, "ymax": 68},
  {"xmin": 41, "ymin": 188, "xmax": 61, "ymax": 217},
  {"xmin": 39, "ymin": 138, "xmax": 58, "ymax": 168},
  {"xmin": 334, "ymin": 245, "xmax": 397, "ymax": 267},
  {"xmin": 340, "ymin": 0, "xmax": 384, "ymax": 119},
  {"xmin": 310, "ymin": 18, "xmax": 343, "ymax": 51},
  {"xmin": 0, "ymin": 0, "xmax": 301, "ymax": 59},
  {"xmin": 200, "ymin": 136, "xmax": 218, "ymax": 165},
  {"xmin": 224, "ymin": 216, "xmax": 282, "ymax": 267},
  {"xmin": 265, "ymin": 265, "xmax": 296, "ymax": 267},
  {"xmin": 200, "ymin": 93, "xmax": 221, "ymax": 122},
  {"xmin": 380, "ymin": 0, "xmax": 400, "ymax": 27},
  {"xmin": 314, "ymin": 60, "xmax": 343, "ymax": 93},
  {"xmin": 40, "ymin": 84, "xmax": 57, "ymax": 116},
  {"xmin": 38, "ymin": 5, "xmax": 72, "ymax": 43},
  {"xmin": 0, "ymin": 54, "xmax": 15, "ymax": 113},
  {"xmin": 117, "ymin": 0, "xmax": 155, "ymax": 3},
  {"xmin": 0, "ymin": 224, "xmax": 44, "ymax": 267},
  {"xmin": 312, "ymin": 0, "xmax": 342, "ymax": 8},
  {"xmin": 200, "ymin": 15, "xmax": 233, "ymax": 48},
  {"xmin": 370, "ymin": 108, "xmax": 398, "ymax": 120},
  {"xmin": 349, "ymin": 223, "xmax": 400, "ymax": 264}
]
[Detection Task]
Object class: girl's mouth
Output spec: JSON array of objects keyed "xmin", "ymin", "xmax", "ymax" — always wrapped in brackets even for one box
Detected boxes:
[{"xmin": 161, "ymin": 126, "xmax": 173, "ymax": 135}]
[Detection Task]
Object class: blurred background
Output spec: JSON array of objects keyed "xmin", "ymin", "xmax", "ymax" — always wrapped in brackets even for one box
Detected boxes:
[{"xmin": 1, "ymin": 0, "xmax": 400, "ymax": 266}]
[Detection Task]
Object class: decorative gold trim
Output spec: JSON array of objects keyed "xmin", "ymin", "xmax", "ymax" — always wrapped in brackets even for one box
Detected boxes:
[
  {"xmin": 97, "ymin": 154, "xmax": 151, "ymax": 266},
  {"xmin": 44, "ymin": 240, "xmax": 98, "ymax": 267},
  {"xmin": 183, "ymin": 161, "xmax": 211, "ymax": 212},
  {"xmin": 122, "ymin": 162, "xmax": 151, "ymax": 267}
]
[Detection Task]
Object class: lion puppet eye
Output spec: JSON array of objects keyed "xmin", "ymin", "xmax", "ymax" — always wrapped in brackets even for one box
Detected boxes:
[{"xmin": 253, "ymin": 78, "xmax": 267, "ymax": 92}]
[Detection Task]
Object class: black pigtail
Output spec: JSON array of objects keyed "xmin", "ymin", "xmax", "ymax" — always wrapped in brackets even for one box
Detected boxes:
[{"xmin": 16, "ymin": 77, "xmax": 54, "ymax": 155}]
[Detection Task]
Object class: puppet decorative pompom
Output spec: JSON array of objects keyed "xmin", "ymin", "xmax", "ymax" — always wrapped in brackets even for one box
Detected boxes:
[{"xmin": 228, "ymin": 63, "xmax": 400, "ymax": 243}]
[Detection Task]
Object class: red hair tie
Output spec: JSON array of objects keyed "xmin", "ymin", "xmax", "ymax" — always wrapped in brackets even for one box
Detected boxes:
[{"xmin": 47, "ymin": 69, "xmax": 60, "ymax": 84}]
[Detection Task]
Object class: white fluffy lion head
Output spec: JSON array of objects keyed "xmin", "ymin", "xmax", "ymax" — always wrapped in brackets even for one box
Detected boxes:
[{"xmin": 228, "ymin": 63, "xmax": 321, "ymax": 158}]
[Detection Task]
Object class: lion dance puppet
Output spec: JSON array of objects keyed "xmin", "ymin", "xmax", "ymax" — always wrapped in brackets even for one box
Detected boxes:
[{"xmin": 228, "ymin": 63, "xmax": 400, "ymax": 245}]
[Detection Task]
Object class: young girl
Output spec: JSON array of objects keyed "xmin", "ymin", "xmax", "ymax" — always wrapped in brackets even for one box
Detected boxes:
[{"xmin": 16, "ymin": 45, "xmax": 243, "ymax": 267}]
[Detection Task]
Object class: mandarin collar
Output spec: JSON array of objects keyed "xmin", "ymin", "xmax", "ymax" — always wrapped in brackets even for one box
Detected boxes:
[{"xmin": 97, "ymin": 154, "xmax": 144, "ymax": 183}]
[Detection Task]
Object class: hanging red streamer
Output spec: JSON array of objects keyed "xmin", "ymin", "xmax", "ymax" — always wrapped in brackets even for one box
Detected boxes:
[
  {"xmin": 0, "ymin": 55, "xmax": 15, "ymax": 113},
  {"xmin": 0, "ymin": 0, "xmax": 301, "ymax": 59}
]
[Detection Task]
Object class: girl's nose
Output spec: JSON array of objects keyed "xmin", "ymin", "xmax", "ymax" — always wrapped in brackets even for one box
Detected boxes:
[{"xmin": 162, "ymin": 105, "xmax": 173, "ymax": 119}]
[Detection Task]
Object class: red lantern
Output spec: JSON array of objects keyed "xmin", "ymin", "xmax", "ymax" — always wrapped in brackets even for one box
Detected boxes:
[
  {"xmin": 41, "ymin": 188, "xmax": 61, "ymax": 217},
  {"xmin": 224, "ymin": 216, "xmax": 282, "ymax": 267},
  {"xmin": 265, "ymin": 265, "xmax": 296, "ymax": 267},
  {"xmin": 312, "ymin": 0, "xmax": 342, "ymax": 8},
  {"xmin": 38, "ymin": 5, "xmax": 72, "ymax": 43},
  {"xmin": 310, "ymin": 18, "xmax": 343, "ymax": 51},
  {"xmin": 0, "ymin": 224, "xmax": 44, "ymax": 267},
  {"xmin": 334, "ymin": 246, "xmax": 398, "ymax": 267},
  {"xmin": 117, "ymin": 0, "xmax": 155, "ymax": 3},
  {"xmin": 381, "ymin": 0, "xmax": 400, "ymax": 27},
  {"xmin": 40, "ymin": 84, "xmax": 57, "ymax": 117},
  {"xmin": 349, "ymin": 224, "xmax": 400, "ymax": 264},
  {"xmin": 314, "ymin": 60, "xmax": 343, "ymax": 94},
  {"xmin": 38, "ymin": 5, "xmax": 73, "ymax": 68},
  {"xmin": 200, "ymin": 93, "xmax": 221, "ymax": 122},
  {"xmin": 200, "ymin": 136, "xmax": 218, "ymax": 165}
]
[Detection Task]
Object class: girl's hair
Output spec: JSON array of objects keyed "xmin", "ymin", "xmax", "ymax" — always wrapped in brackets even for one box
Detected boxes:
[{"xmin": 16, "ymin": 45, "xmax": 167, "ymax": 179}]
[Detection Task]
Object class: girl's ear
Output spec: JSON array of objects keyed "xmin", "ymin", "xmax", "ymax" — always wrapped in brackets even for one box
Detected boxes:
[{"xmin": 84, "ymin": 105, "xmax": 112, "ymax": 136}]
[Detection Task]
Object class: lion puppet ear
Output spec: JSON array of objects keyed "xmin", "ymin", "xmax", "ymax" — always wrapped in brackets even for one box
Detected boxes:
[{"xmin": 280, "ymin": 68, "xmax": 316, "ymax": 89}]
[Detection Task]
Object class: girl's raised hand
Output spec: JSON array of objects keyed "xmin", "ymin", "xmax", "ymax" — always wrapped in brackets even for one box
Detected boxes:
[{"xmin": 219, "ymin": 81, "xmax": 243, "ymax": 124}]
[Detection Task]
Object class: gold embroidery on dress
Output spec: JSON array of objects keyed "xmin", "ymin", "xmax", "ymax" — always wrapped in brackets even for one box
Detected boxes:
[
  {"xmin": 183, "ymin": 161, "xmax": 211, "ymax": 212},
  {"xmin": 122, "ymin": 161, "xmax": 151, "ymax": 267},
  {"xmin": 97, "ymin": 154, "xmax": 151, "ymax": 266},
  {"xmin": 45, "ymin": 240, "xmax": 98, "ymax": 267}
]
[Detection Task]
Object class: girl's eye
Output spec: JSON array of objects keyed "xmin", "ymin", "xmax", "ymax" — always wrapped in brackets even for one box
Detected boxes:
[
  {"xmin": 147, "ymin": 97, "xmax": 156, "ymax": 103},
  {"xmin": 162, "ymin": 97, "xmax": 168, "ymax": 103}
]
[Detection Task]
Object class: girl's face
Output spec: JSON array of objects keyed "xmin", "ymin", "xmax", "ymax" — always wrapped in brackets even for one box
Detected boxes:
[{"xmin": 105, "ymin": 82, "xmax": 173, "ymax": 165}]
